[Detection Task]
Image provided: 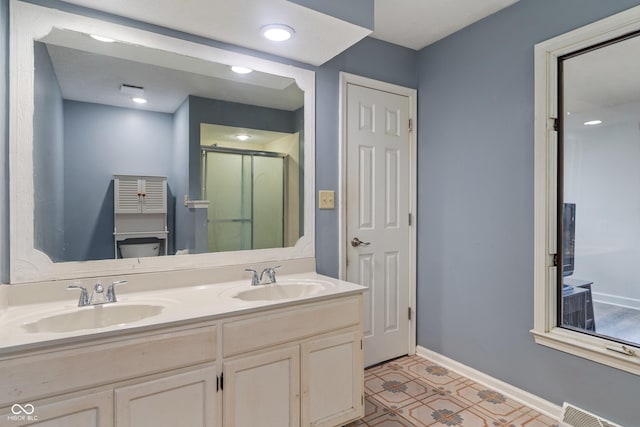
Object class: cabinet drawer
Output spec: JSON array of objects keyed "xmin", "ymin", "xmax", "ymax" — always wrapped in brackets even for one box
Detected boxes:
[
  {"xmin": 1, "ymin": 326, "xmax": 216, "ymax": 406},
  {"xmin": 223, "ymin": 297, "xmax": 360, "ymax": 357}
]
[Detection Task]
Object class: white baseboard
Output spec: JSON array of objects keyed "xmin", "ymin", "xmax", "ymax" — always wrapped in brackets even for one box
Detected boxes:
[
  {"xmin": 415, "ymin": 346, "xmax": 562, "ymax": 421},
  {"xmin": 592, "ymin": 292, "xmax": 640, "ymax": 310}
]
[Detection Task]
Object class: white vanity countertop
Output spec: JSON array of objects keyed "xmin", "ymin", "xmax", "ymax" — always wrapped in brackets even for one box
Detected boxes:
[{"xmin": 0, "ymin": 272, "xmax": 365, "ymax": 355}]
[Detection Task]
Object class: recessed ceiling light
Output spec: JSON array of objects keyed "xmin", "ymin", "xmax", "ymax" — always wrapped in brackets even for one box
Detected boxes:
[
  {"xmin": 131, "ymin": 97, "xmax": 147, "ymax": 104},
  {"xmin": 90, "ymin": 34, "xmax": 115, "ymax": 43},
  {"xmin": 261, "ymin": 24, "xmax": 295, "ymax": 42},
  {"xmin": 231, "ymin": 66, "xmax": 253, "ymax": 74},
  {"xmin": 584, "ymin": 120, "xmax": 602, "ymax": 126},
  {"xmin": 235, "ymin": 134, "xmax": 251, "ymax": 141}
]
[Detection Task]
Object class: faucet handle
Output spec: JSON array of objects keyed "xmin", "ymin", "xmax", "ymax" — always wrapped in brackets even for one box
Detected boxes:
[
  {"xmin": 261, "ymin": 265, "xmax": 281, "ymax": 284},
  {"xmin": 244, "ymin": 268, "xmax": 260, "ymax": 286},
  {"xmin": 106, "ymin": 280, "xmax": 127, "ymax": 303},
  {"xmin": 68, "ymin": 284, "xmax": 89, "ymax": 306}
]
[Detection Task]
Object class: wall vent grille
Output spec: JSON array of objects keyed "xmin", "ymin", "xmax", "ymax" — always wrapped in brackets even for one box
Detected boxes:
[{"xmin": 561, "ymin": 403, "xmax": 623, "ymax": 427}]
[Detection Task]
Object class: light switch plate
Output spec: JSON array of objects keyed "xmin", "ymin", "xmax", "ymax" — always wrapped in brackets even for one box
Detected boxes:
[{"xmin": 318, "ymin": 190, "xmax": 335, "ymax": 209}]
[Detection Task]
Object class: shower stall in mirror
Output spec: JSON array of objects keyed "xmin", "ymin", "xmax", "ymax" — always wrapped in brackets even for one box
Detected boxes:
[{"xmin": 201, "ymin": 147, "xmax": 286, "ymax": 252}]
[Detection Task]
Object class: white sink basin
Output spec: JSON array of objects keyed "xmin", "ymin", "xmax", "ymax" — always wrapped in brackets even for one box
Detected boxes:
[
  {"xmin": 22, "ymin": 304, "xmax": 164, "ymax": 333},
  {"xmin": 233, "ymin": 283, "xmax": 327, "ymax": 301}
]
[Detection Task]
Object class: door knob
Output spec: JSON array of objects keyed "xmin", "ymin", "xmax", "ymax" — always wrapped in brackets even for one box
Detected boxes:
[{"xmin": 351, "ymin": 237, "xmax": 371, "ymax": 247}]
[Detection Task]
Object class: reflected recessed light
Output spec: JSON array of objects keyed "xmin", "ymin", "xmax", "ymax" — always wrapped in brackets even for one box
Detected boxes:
[
  {"xmin": 584, "ymin": 120, "xmax": 602, "ymax": 126},
  {"xmin": 261, "ymin": 24, "xmax": 294, "ymax": 42},
  {"xmin": 90, "ymin": 34, "xmax": 115, "ymax": 43},
  {"xmin": 231, "ymin": 66, "xmax": 253, "ymax": 74},
  {"xmin": 235, "ymin": 134, "xmax": 251, "ymax": 141},
  {"xmin": 131, "ymin": 97, "xmax": 147, "ymax": 104}
]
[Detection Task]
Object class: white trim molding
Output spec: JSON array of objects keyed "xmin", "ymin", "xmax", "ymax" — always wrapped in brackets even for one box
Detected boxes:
[
  {"xmin": 533, "ymin": 4, "xmax": 640, "ymax": 374},
  {"xmin": 416, "ymin": 346, "xmax": 562, "ymax": 421},
  {"xmin": 592, "ymin": 293, "xmax": 640, "ymax": 311},
  {"xmin": 337, "ymin": 72, "xmax": 418, "ymax": 356}
]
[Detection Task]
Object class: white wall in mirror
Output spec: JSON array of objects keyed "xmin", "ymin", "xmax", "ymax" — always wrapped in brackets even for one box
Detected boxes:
[{"xmin": 9, "ymin": 0, "xmax": 315, "ymax": 284}]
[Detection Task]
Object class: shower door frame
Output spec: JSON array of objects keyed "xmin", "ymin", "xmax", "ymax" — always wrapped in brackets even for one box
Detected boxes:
[{"xmin": 201, "ymin": 146, "xmax": 288, "ymax": 251}]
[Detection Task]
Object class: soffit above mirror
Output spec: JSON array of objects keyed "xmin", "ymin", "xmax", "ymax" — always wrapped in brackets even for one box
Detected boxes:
[{"xmin": 59, "ymin": 0, "xmax": 372, "ymax": 66}]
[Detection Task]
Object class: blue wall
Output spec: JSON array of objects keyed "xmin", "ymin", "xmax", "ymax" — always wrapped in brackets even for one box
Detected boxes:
[
  {"xmin": 315, "ymin": 37, "xmax": 418, "ymax": 275},
  {"xmin": 171, "ymin": 98, "xmax": 191, "ymax": 253},
  {"xmin": 63, "ymin": 100, "xmax": 174, "ymax": 261},
  {"xmin": 416, "ymin": 0, "xmax": 640, "ymax": 424},
  {"xmin": 33, "ymin": 42, "xmax": 65, "ymax": 261}
]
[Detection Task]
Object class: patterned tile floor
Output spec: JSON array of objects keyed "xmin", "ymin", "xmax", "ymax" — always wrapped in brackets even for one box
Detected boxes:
[{"xmin": 345, "ymin": 355, "xmax": 559, "ymax": 427}]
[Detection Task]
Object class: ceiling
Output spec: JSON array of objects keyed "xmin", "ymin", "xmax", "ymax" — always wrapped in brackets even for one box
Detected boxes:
[
  {"xmin": 60, "ymin": 0, "xmax": 519, "ymax": 64},
  {"xmin": 371, "ymin": 0, "xmax": 519, "ymax": 50},
  {"xmin": 41, "ymin": 29, "xmax": 304, "ymax": 114},
  {"xmin": 45, "ymin": 0, "xmax": 522, "ymax": 113},
  {"xmin": 563, "ymin": 34, "xmax": 640, "ymax": 132}
]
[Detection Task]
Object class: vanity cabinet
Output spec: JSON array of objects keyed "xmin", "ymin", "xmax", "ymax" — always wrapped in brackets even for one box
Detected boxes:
[
  {"xmin": 3, "ymin": 391, "xmax": 113, "ymax": 427},
  {"xmin": 1, "ymin": 294, "xmax": 363, "ymax": 427},
  {"xmin": 222, "ymin": 330, "xmax": 363, "ymax": 427},
  {"xmin": 223, "ymin": 346, "xmax": 300, "ymax": 427},
  {"xmin": 221, "ymin": 296, "xmax": 364, "ymax": 427},
  {"xmin": 115, "ymin": 367, "xmax": 217, "ymax": 427},
  {"xmin": 301, "ymin": 331, "xmax": 363, "ymax": 427}
]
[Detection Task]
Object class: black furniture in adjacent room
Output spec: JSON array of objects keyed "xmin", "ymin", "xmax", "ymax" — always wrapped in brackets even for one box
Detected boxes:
[{"xmin": 562, "ymin": 278, "xmax": 596, "ymax": 332}]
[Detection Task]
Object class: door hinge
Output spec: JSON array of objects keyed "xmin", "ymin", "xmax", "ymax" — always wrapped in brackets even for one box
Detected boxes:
[
  {"xmin": 552, "ymin": 253, "xmax": 558, "ymax": 267},
  {"xmin": 220, "ymin": 373, "xmax": 224, "ymax": 391},
  {"xmin": 408, "ymin": 213, "xmax": 412, "ymax": 226},
  {"xmin": 553, "ymin": 118, "xmax": 559, "ymax": 132},
  {"xmin": 216, "ymin": 375, "xmax": 220, "ymax": 392},
  {"xmin": 408, "ymin": 307, "xmax": 412, "ymax": 320},
  {"xmin": 408, "ymin": 118, "xmax": 413, "ymax": 132},
  {"xmin": 360, "ymin": 339, "xmax": 363, "ymax": 350}
]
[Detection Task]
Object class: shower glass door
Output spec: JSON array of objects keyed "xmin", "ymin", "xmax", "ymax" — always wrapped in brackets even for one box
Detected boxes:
[{"xmin": 202, "ymin": 149, "xmax": 284, "ymax": 253}]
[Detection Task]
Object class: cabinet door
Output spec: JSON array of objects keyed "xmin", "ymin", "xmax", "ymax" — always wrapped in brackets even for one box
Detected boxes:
[
  {"xmin": 1, "ymin": 390, "xmax": 112, "ymax": 427},
  {"xmin": 301, "ymin": 331, "xmax": 364, "ymax": 427},
  {"xmin": 223, "ymin": 346, "xmax": 300, "ymax": 427},
  {"xmin": 115, "ymin": 176, "xmax": 142, "ymax": 213},
  {"xmin": 115, "ymin": 367, "xmax": 217, "ymax": 427},
  {"xmin": 140, "ymin": 176, "xmax": 167, "ymax": 213}
]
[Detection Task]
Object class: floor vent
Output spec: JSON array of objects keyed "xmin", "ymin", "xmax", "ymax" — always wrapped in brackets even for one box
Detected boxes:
[{"xmin": 561, "ymin": 403, "xmax": 623, "ymax": 427}]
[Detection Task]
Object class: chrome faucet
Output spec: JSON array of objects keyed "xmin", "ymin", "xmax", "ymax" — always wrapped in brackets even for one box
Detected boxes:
[
  {"xmin": 244, "ymin": 266, "xmax": 281, "ymax": 286},
  {"xmin": 244, "ymin": 269, "xmax": 262, "ymax": 286},
  {"xmin": 68, "ymin": 280, "xmax": 127, "ymax": 306},
  {"xmin": 260, "ymin": 265, "xmax": 281, "ymax": 284},
  {"xmin": 67, "ymin": 284, "xmax": 89, "ymax": 306},
  {"xmin": 106, "ymin": 280, "xmax": 127, "ymax": 303}
]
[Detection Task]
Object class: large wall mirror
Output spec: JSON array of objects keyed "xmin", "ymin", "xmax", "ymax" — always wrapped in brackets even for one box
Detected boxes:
[{"xmin": 9, "ymin": 1, "xmax": 315, "ymax": 283}]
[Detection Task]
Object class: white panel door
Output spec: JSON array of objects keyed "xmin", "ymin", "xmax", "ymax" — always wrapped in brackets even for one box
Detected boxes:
[{"xmin": 346, "ymin": 83, "xmax": 410, "ymax": 367}]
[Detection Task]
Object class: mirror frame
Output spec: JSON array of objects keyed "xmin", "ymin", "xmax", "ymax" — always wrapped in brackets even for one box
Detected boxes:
[{"xmin": 9, "ymin": 0, "xmax": 315, "ymax": 284}]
